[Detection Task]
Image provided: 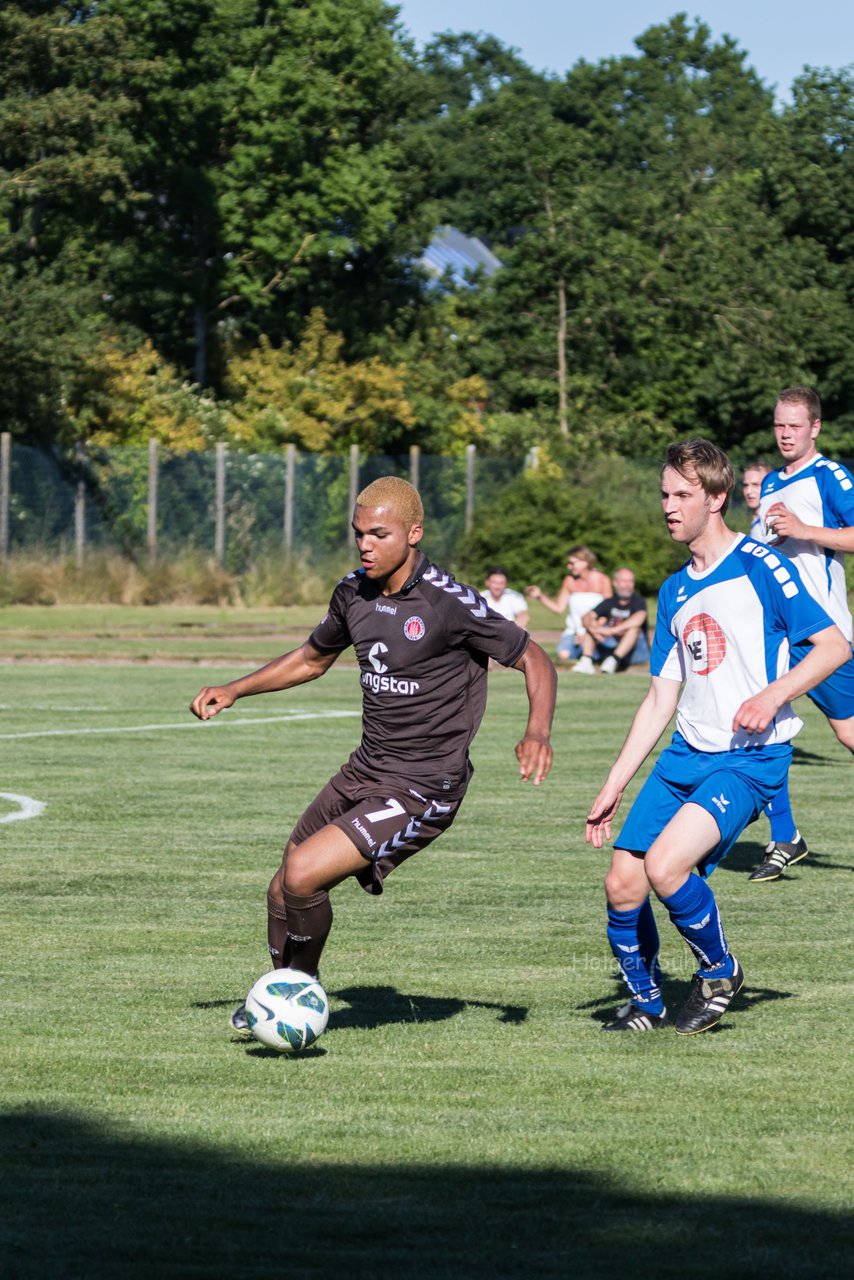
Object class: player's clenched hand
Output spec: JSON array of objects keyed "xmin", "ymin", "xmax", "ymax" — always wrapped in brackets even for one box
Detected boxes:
[
  {"xmin": 586, "ymin": 781, "xmax": 623, "ymax": 849},
  {"xmin": 765, "ymin": 501, "xmax": 805, "ymax": 543},
  {"xmin": 515, "ymin": 733, "xmax": 553, "ymax": 786},
  {"xmin": 189, "ymin": 685, "xmax": 236, "ymax": 721},
  {"xmin": 732, "ymin": 689, "xmax": 779, "ymax": 735}
]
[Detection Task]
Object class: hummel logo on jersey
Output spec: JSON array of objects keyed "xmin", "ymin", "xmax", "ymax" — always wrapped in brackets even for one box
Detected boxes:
[
  {"xmin": 368, "ymin": 641, "xmax": 389, "ymax": 673},
  {"xmin": 375, "ymin": 602, "xmax": 397, "ymax": 615},
  {"xmin": 711, "ymin": 793, "xmax": 731, "ymax": 814}
]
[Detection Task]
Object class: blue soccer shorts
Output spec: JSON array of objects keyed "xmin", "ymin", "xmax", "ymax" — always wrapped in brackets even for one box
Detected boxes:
[
  {"xmin": 615, "ymin": 732, "xmax": 793, "ymax": 877},
  {"xmin": 791, "ymin": 639, "xmax": 854, "ymax": 721}
]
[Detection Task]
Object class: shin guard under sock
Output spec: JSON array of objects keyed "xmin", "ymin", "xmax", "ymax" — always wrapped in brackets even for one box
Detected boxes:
[
  {"xmin": 636, "ymin": 896, "xmax": 664, "ymax": 990},
  {"xmin": 606, "ymin": 900, "xmax": 664, "ymax": 1014},
  {"xmin": 267, "ymin": 891, "xmax": 288, "ymax": 968},
  {"xmin": 282, "ymin": 889, "xmax": 333, "ymax": 978},
  {"xmin": 660, "ymin": 875, "xmax": 734, "ymax": 978},
  {"xmin": 765, "ymin": 780, "xmax": 796, "ymax": 844}
]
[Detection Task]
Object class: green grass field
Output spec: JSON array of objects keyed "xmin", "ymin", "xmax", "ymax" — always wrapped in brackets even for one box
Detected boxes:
[{"xmin": 1, "ymin": 611, "xmax": 852, "ymax": 1277}]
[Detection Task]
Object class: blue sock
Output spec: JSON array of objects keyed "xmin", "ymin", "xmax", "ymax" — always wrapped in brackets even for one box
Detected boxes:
[
  {"xmin": 660, "ymin": 876, "xmax": 734, "ymax": 978},
  {"xmin": 636, "ymin": 897, "xmax": 664, "ymax": 990},
  {"xmin": 764, "ymin": 781, "xmax": 796, "ymax": 844},
  {"xmin": 606, "ymin": 900, "xmax": 664, "ymax": 1014}
]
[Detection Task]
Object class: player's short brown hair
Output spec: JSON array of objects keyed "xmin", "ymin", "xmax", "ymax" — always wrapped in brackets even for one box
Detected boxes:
[
  {"xmin": 742, "ymin": 461, "xmax": 772, "ymax": 479},
  {"xmin": 355, "ymin": 476, "xmax": 423, "ymax": 529},
  {"xmin": 777, "ymin": 385, "xmax": 821, "ymax": 422},
  {"xmin": 663, "ymin": 439, "xmax": 734, "ymax": 515}
]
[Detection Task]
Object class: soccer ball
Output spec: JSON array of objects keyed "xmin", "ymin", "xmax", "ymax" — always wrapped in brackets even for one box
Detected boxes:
[{"xmin": 244, "ymin": 968, "xmax": 329, "ymax": 1053}]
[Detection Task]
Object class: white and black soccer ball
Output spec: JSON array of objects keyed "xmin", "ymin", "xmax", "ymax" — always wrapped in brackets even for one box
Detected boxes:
[{"xmin": 244, "ymin": 968, "xmax": 329, "ymax": 1053}]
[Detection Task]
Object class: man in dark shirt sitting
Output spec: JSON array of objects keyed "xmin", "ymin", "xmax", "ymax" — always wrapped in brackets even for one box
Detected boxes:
[
  {"xmin": 190, "ymin": 476, "xmax": 556, "ymax": 1035},
  {"xmin": 572, "ymin": 567, "xmax": 649, "ymax": 675}
]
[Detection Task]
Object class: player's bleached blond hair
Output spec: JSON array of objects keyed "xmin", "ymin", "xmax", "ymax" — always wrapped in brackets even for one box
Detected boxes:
[
  {"xmin": 355, "ymin": 476, "xmax": 423, "ymax": 528},
  {"xmin": 664, "ymin": 439, "xmax": 734, "ymax": 515}
]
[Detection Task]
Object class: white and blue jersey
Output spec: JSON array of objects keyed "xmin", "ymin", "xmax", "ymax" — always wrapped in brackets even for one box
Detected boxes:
[
  {"xmin": 652, "ymin": 534, "xmax": 834, "ymax": 752},
  {"xmin": 758, "ymin": 454, "xmax": 854, "ymax": 640},
  {"xmin": 748, "ymin": 511, "xmax": 766, "ymax": 543}
]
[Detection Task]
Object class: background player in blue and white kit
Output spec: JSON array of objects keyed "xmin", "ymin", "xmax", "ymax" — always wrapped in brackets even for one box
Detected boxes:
[
  {"xmin": 742, "ymin": 462, "xmax": 772, "ymax": 544},
  {"xmin": 741, "ymin": 460, "xmax": 808, "ymax": 878},
  {"xmin": 586, "ymin": 440, "xmax": 848, "ymax": 1035},
  {"xmin": 190, "ymin": 477, "xmax": 556, "ymax": 1037},
  {"xmin": 752, "ymin": 386, "xmax": 854, "ymax": 881}
]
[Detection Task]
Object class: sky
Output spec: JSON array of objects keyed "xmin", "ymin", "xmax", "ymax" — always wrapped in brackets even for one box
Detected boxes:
[{"xmin": 394, "ymin": 1, "xmax": 854, "ymax": 103}]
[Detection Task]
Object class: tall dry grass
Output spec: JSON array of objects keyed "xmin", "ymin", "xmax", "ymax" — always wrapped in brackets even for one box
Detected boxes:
[{"xmin": 0, "ymin": 547, "xmax": 340, "ymax": 607}]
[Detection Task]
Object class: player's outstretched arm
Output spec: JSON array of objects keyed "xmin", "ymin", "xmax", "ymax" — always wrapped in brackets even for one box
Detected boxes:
[
  {"xmin": 732, "ymin": 623, "xmax": 851, "ymax": 735},
  {"xmin": 525, "ymin": 581, "xmax": 569, "ymax": 614},
  {"xmin": 513, "ymin": 639, "xmax": 557, "ymax": 785},
  {"xmin": 586, "ymin": 676, "xmax": 680, "ymax": 848},
  {"xmin": 189, "ymin": 642, "xmax": 339, "ymax": 721}
]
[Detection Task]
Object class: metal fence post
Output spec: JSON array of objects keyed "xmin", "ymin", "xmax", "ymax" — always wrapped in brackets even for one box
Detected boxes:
[
  {"xmin": 284, "ymin": 442, "xmax": 295, "ymax": 554},
  {"xmin": 409, "ymin": 443, "xmax": 420, "ymax": 491},
  {"xmin": 147, "ymin": 437, "xmax": 158, "ymax": 558},
  {"xmin": 74, "ymin": 443, "xmax": 86, "ymax": 568},
  {"xmin": 0, "ymin": 432, "xmax": 9, "ymax": 561},
  {"xmin": 465, "ymin": 443, "xmax": 476, "ymax": 533},
  {"xmin": 215, "ymin": 442, "xmax": 227, "ymax": 564},
  {"xmin": 348, "ymin": 443, "xmax": 360, "ymax": 540}
]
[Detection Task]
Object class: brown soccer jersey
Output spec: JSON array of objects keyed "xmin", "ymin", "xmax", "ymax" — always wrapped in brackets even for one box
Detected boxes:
[{"xmin": 308, "ymin": 553, "xmax": 529, "ymax": 798}]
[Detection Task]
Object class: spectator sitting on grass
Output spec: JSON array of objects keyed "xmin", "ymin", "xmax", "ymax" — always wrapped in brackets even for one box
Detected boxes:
[{"xmin": 573, "ymin": 567, "xmax": 649, "ymax": 675}]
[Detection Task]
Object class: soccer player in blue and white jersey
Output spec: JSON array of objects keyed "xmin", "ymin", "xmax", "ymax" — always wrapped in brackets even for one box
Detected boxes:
[
  {"xmin": 751, "ymin": 386, "xmax": 854, "ymax": 881},
  {"xmin": 742, "ymin": 462, "xmax": 771, "ymax": 544},
  {"xmin": 742, "ymin": 461, "xmax": 808, "ymax": 879},
  {"xmin": 586, "ymin": 440, "xmax": 849, "ymax": 1034}
]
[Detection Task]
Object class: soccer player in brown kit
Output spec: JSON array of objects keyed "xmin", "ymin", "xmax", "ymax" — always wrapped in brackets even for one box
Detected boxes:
[{"xmin": 190, "ymin": 476, "xmax": 557, "ymax": 1035}]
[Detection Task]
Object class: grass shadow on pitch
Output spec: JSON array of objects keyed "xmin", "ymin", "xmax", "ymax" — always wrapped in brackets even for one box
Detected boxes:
[
  {"xmin": 330, "ymin": 984, "xmax": 528, "ymax": 1030},
  {"xmin": 1, "ymin": 1108, "xmax": 850, "ymax": 1280},
  {"xmin": 790, "ymin": 744, "xmax": 840, "ymax": 768}
]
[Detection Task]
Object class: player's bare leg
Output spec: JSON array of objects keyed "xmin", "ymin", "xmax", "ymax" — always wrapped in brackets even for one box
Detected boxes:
[
  {"xmin": 643, "ymin": 803, "xmax": 720, "ymax": 899},
  {"xmin": 604, "ymin": 846, "xmax": 651, "ymax": 911},
  {"xmin": 827, "ymin": 714, "xmax": 854, "ymax": 753}
]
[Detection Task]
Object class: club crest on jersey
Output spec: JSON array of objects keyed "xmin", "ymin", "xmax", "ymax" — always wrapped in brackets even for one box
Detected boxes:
[
  {"xmin": 403, "ymin": 615, "xmax": 426, "ymax": 641},
  {"xmin": 682, "ymin": 612, "xmax": 726, "ymax": 676}
]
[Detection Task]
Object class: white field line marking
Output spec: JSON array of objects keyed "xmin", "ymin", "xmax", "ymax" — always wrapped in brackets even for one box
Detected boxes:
[
  {"xmin": 0, "ymin": 710, "xmax": 359, "ymax": 741},
  {"xmin": 0, "ymin": 792, "xmax": 47, "ymax": 824}
]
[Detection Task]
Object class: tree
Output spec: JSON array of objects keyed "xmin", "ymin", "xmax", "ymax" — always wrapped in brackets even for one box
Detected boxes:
[
  {"xmin": 224, "ymin": 309, "xmax": 415, "ymax": 452},
  {"xmin": 0, "ymin": 1, "xmax": 144, "ymax": 441},
  {"xmin": 102, "ymin": 0, "xmax": 434, "ymax": 387}
]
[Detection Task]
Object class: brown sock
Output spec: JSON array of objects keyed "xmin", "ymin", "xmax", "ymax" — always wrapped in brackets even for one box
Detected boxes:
[
  {"xmin": 266, "ymin": 891, "xmax": 288, "ymax": 968},
  {"xmin": 282, "ymin": 889, "xmax": 333, "ymax": 978}
]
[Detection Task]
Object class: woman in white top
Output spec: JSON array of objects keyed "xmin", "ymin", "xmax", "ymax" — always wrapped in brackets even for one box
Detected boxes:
[{"xmin": 527, "ymin": 546, "xmax": 612, "ymax": 660}]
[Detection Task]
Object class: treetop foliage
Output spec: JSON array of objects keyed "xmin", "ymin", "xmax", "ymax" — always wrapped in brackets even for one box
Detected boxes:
[{"xmin": 2, "ymin": 1, "xmax": 854, "ymax": 467}]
